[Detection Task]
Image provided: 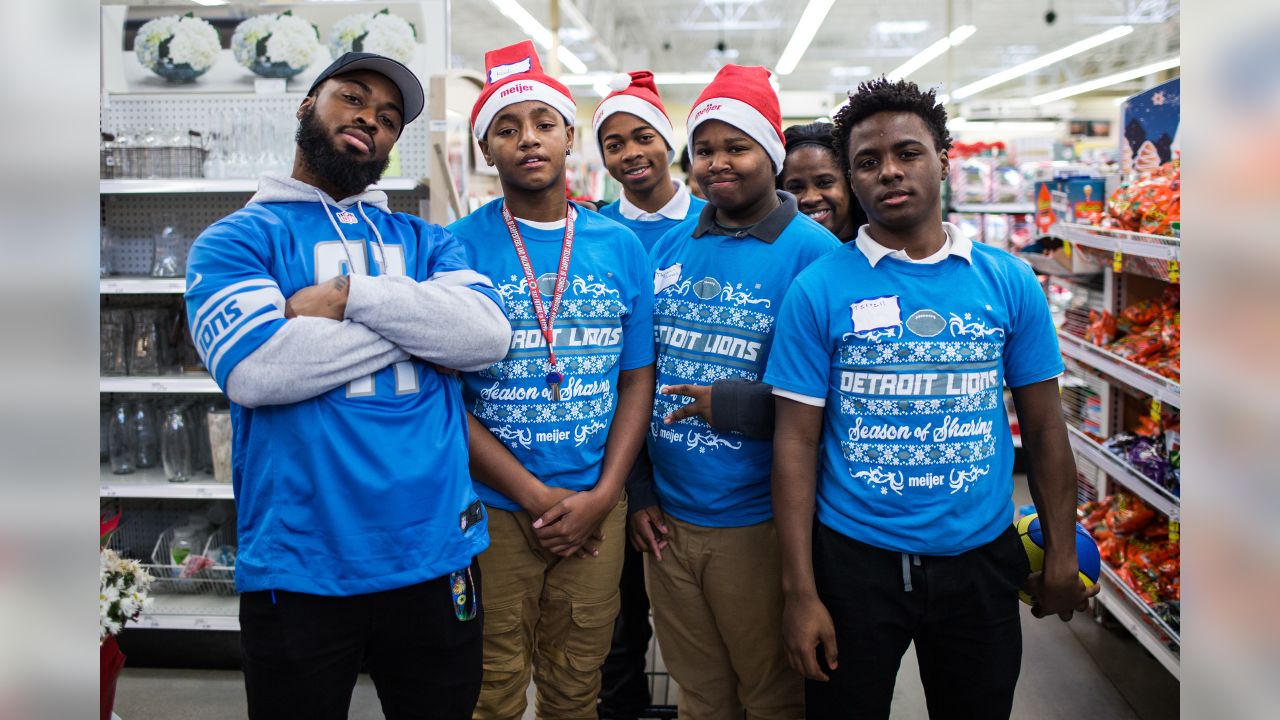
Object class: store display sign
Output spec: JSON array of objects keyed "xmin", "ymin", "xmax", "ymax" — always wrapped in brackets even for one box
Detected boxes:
[
  {"xmin": 1121, "ymin": 78, "xmax": 1180, "ymax": 175},
  {"xmin": 1069, "ymin": 119, "xmax": 1112, "ymax": 137}
]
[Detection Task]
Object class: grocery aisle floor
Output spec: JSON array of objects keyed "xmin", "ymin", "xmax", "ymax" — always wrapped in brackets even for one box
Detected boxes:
[
  {"xmin": 112, "ymin": 476, "xmax": 1179, "ymax": 718},
  {"xmin": 112, "ymin": 602, "xmax": 1179, "ymax": 719}
]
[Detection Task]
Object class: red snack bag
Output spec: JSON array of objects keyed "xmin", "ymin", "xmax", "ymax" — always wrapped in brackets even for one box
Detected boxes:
[
  {"xmin": 1098, "ymin": 535, "xmax": 1128, "ymax": 567},
  {"xmin": 1086, "ymin": 310, "xmax": 1117, "ymax": 346},
  {"xmin": 1107, "ymin": 493, "xmax": 1156, "ymax": 534},
  {"xmin": 1120, "ymin": 299, "xmax": 1163, "ymax": 330}
]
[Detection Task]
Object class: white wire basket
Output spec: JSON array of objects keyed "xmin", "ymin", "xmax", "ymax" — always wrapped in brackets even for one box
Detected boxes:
[{"xmin": 145, "ymin": 525, "xmax": 237, "ymax": 596}]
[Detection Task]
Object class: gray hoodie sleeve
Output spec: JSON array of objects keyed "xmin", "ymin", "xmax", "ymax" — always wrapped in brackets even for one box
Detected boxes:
[
  {"xmin": 225, "ymin": 317, "xmax": 409, "ymax": 408},
  {"xmin": 711, "ymin": 378, "xmax": 777, "ymax": 440},
  {"xmin": 343, "ymin": 270, "xmax": 511, "ymax": 372}
]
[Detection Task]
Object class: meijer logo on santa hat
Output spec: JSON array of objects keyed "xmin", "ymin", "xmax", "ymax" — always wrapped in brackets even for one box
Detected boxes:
[
  {"xmin": 693, "ymin": 103, "xmax": 723, "ymax": 121},
  {"xmin": 489, "ymin": 57, "xmax": 532, "ymax": 84},
  {"xmin": 499, "ymin": 83, "xmax": 536, "ymax": 99}
]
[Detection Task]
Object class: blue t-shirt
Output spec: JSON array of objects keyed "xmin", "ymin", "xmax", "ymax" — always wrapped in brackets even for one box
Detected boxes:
[
  {"xmin": 597, "ymin": 193, "xmax": 708, "ymax": 252},
  {"xmin": 647, "ymin": 208, "xmax": 839, "ymax": 527},
  {"xmin": 764, "ymin": 238, "xmax": 1064, "ymax": 555},
  {"xmin": 450, "ymin": 199, "xmax": 655, "ymax": 511},
  {"xmin": 185, "ymin": 198, "xmax": 496, "ymax": 596}
]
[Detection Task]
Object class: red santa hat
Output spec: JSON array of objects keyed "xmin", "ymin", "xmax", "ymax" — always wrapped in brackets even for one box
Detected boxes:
[
  {"xmin": 686, "ymin": 65, "xmax": 785, "ymax": 174},
  {"xmin": 592, "ymin": 71, "xmax": 677, "ymax": 163},
  {"xmin": 471, "ymin": 40, "xmax": 577, "ymax": 141}
]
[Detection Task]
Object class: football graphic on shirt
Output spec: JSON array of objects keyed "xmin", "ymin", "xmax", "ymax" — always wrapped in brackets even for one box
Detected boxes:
[
  {"xmin": 906, "ymin": 309, "xmax": 947, "ymax": 338},
  {"xmin": 536, "ymin": 272, "xmax": 558, "ymax": 296},
  {"xmin": 692, "ymin": 277, "xmax": 722, "ymax": 300}
]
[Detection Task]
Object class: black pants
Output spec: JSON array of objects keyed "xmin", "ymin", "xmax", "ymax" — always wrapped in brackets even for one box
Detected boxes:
[
  {"xmin": 807, "ymin": 522, "xmax": 1030, "ymax": 720},
  {"xmin": 597, "ymin": 538, "xmax": 653, "ymax": 719},
  {"xmin": 240, "ymin": 561, "xmax": 483, "ymax": 720}
]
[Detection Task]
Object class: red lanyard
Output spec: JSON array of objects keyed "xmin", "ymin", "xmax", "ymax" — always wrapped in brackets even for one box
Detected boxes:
[{"xmin": 501, "ymin": 202, "xmax": 576, "ymax": 370}]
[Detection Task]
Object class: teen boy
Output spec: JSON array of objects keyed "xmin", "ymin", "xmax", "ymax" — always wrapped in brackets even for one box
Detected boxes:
[
  {"xmin": 593, "ymin": 71, "xmax": 707, "ymax": 251},
  {"xmin": 635, "ymin": 65, "xmax": 839, "ymax": 720},
  {"xmin": 448, "ymin": 41, "xmax": 655, "ymax": 720},
  {"xmin": 765, "ymin": 78, "xmax": 1098, "ymax": 719}
]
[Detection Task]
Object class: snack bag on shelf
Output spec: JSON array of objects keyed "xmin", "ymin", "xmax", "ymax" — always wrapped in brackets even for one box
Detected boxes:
[
  {"xmin": 1106, "ymin": 492, "xmax": 1156, "ymax": 534},
  {"xmin": 1086, "ymin": 310, "xmax": 1117, "ymax": 346},
  {"xmin": 1119, "ymin": 298, "xmax": 1163, "ymax": 332}
]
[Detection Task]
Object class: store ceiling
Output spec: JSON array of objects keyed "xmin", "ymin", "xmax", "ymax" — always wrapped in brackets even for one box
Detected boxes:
[{"xmin": 449, "ymin": 0, "xmax": 1180, "ymax": 109}]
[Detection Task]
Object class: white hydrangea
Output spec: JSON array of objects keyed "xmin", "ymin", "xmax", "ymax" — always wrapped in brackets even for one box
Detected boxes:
[
  {"xmin": 100, "ymin": 548, "xmax": 155, "ymax": 642},
  {"xmin": 134, "ymin": 14, "xmax": 220, "ymax": 73},
  {"xmin": 232, "ymin": 12, "xmax": 319, "ymax": 73},
  {"xmin": 328, "ymin": 10, "xmax": 417, "ymax": 65}
]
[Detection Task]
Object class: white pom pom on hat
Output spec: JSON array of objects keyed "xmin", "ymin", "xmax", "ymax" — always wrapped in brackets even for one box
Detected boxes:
[{"xmin": 608, "ymin": 72, "xmax": 633, "ymax": 92}]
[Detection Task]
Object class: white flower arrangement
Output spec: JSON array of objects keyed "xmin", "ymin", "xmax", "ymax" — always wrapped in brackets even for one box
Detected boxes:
[
  {"xmin": 232, "ymin": 11, "xmax": 320, "ymax": 79},
  {"xmin": 135, "ymin": 13, "xmax": 221, "ymax": 83},
  {"xmin": 100, "ymin": 548, "xmax": 154, "ymax": 643},
  {"xmin": 329, "ymin": 9, "xmax": 417, "ymax": 65}
]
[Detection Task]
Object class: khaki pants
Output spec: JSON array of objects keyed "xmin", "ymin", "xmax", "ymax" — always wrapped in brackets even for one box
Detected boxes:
[
  {"xmin": 645, "ymin": 514, "xmax": 804, "ymax": 720},
  {"xmin": 474, "ymin": 496, "xmax": 627, "ymax": 720}
]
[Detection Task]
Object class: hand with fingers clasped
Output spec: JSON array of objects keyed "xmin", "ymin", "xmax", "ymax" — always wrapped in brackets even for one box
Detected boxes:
[
  {"xmin": 1024, "ymin": 553, "xmax": 1100, "ymax": 621},
  {"xmin": 628, "ymin": 505, "xmax": 670, "ymax": 561},
  {"xmin": 531, "ymin": 487, "xmax": 613, "ymax": 559},
  {"xmin": 285, "ymin": 275, "xmax": 350, "ymax": 320},
  {"xmin": 661, "ymin": 384, "xmax": 713, "ymax": 426},
  {"xmin": 783, "ymin": 592, "xmax": 840, "ymax": 682}
]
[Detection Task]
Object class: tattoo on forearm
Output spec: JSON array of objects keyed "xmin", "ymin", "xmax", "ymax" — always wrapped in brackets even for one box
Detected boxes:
[{"xmin": 333, "ymin": 275, "xmax": 349, "ymax": 293}]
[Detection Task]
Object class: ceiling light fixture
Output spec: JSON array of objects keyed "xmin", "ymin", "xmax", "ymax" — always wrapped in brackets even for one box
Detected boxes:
[
  {"xmin": 488, "ymin": 0, "xmax": 589, "ymax": 74},
  {"xmin": 775, "ymin": 0, "xmax": 837, "ymax": 75},
  {"xmin": 561, "ymin": 72, "xmax": 718, "ymax": 86},
  {"xmin": 1031, "ymin": 56, "xmax": 1179, "ymax": 104},
  {"xmin": 886, "ymin": 25, "xmax": 977, "ymax": 81},
  {"xmin": 951, "ymin": 25, "xmax": 1134, "ymax": 100}
]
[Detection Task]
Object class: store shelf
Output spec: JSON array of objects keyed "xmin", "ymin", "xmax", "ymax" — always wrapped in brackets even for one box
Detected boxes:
[
  {"xmin": 100, "ymin": 464, "xmax": 232, "ymax": 500},
  {"xmin": 100, "ymin": 277, "xmax": 185, "ymax": 294},
  {"xmin": 1066, "ymin": 426, "xmax": 1178, "ymax": 516},
  {"xmin": 100, "ymin": 373, "xmax": 221, "ymax": 394},
  {"xmin": 1097, "ymin": 564, "xmax": 1180, "ymax": 679},
  {"xmin": 1057, "ymin": 332, "xmax": 1180, "ymax": 408},
  {"xmin": 133, "ymin": 593, "xmax": 239, "ymax": 631},
  {"xmin": 950, "ymin": 203, "xmax": 1035, "ymax": 214},
  {"xmin": 100, "ymin": 177, "xmax": 422, "ymax": 194},
  {"xmin": 1050, "ymin": 222, "xmax": 1180, "ymax": 261}
]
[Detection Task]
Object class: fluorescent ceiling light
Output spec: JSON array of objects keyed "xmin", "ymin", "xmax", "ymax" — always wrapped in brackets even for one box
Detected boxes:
[
  {"xmin": 489, "ymin": 0, "xmax": 589, "ymax": 74},
  {"xmin": 592, "ymin": 82, "xmax": 612, "ymax": 98},
  {"xmin": 874, "ymin": 20, "xmax": 930, "ymax": 35},
  {"xmin": 561, "ymin": 72, "xmax": 717, "ymax": 87},
  {"xmin": 952, "ymin": 25, "xmax": 1134, "ymax": 100},
  {"xmin": 1031, "ymin": 56, "xmax": 1180, "ymax": 104},
  {"xmin": 775, "ymin": 0, "xmax": 837, "ymax": 75},
  {"xmin": 886, "ymin": 25, "xmax": 976, "ymax": 81},
  {"xmin": 190, "ymin": 0, "xmax": 228, "ymax": 5}
]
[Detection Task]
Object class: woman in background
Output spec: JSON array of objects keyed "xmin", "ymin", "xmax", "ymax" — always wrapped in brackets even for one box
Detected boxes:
[{"xmin": 778, "ymin": 122, "xmax": 867, "ymax": 242}]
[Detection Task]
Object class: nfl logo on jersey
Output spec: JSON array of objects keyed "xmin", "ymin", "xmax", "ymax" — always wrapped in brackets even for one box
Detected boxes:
[{"xmin": 336, "ymin": 210, "xmax": 358, "ymax": 224}]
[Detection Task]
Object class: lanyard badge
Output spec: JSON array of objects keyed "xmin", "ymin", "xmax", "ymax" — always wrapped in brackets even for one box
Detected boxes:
[{"xmin": 501, "ymin": 202, "xmax": 576, "ymax": 402}]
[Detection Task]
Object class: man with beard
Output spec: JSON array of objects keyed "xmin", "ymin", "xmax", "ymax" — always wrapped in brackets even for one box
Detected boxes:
[{"xmin": 183, "ymin": 52, "xmax": 511, "ymax": 720}]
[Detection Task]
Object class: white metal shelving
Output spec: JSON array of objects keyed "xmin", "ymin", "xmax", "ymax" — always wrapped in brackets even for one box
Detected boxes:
[
  {"xmin": 133, "ymin": 593, "xmax": 240, "ymax": 631},
  {"xmin": 950, "ymin": 202, "xmax": 1035, "ymax": 214},
  {"xmin": 1066, "ymin": 426, "xmax": 1178, "ymax": 516},
  {"xmin": 100, "ymin": 373, "xmax": 221, "ymax": 394},
  {"xmin": 1097, "ymin": 565, "xmax": 1180, "ymax": 679},
  {"xmin": 1051, "ymin": 222, "xmax": 1180, "ymax": 261},
  {"xmin": 1057, "ymin": 332, "xmax": 1181, "ymax": 408},
  {"xmin": 100, "ymin": 177, "xmax": 422, "ymax": 194},
  {"xmin": 100, "ymin": 277, "xmax": 185, "ymax": 294},
  {"xmin": 100, "ymin": 464, "xmax": 233, "ymax": 500}
]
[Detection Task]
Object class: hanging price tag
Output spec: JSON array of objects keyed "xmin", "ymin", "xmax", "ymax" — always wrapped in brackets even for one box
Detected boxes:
[
  {"xmin": 1168, "ymin": 506, "xmax": 1180, "ymax": 542},
  {"xmin": 1063, "ymin": 241, "xmax": 1072, "ymax": 258},
  {"xmin": 1168, "ymin": 258, "xmax": 1180, "ymax": 284},
  {"xmin": 1112, "ymin": 250, "xmax": 1123, "ymax": 272},
  {"xmin": 1150, "ymin": 399, "xmax": 1162, "ymax": 424}
]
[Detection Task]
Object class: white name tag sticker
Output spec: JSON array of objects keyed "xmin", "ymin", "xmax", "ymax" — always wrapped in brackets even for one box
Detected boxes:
[
  {"xmin": 489, "ymin": 57, "xmax": 532, "ymax": 84},
  {"xmin": 850, "ymin": 295, "xmax": 903, "ymax": 333},
  {"xmin": 654, "ymin": 263, "xmax": 682, "ymax": 294}
]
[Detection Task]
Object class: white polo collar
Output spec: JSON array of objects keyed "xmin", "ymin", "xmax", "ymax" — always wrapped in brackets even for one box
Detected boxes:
[
  {"xmin": 618, "ymin": 181, "xmax": 692, "ymax": 222},
  {"xmin": 856, "ymin": 222, "xmax": 974, "ymax": 268}
]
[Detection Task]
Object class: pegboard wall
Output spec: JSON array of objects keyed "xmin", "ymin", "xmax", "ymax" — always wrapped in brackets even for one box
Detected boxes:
[
  {"xmin": 102, "ymin": 192, "xmax": 426, "ymax": 275},
  {"xmin": 101, "ymin": 93, "xmax": 430, "ymax": 180}
]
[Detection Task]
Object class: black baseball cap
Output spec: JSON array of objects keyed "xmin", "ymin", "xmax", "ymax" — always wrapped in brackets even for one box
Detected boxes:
[{"xmin": 308, "ymin": 52, "xmax": 425, "ymax": 126}]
